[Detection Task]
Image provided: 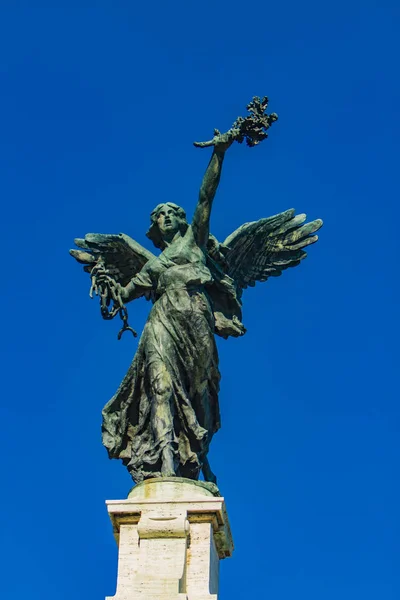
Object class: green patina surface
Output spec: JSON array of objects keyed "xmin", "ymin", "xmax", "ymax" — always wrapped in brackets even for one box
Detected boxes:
[{"xmin": 70, "ymin": 97, "xmax": 323, "ymax": 485}]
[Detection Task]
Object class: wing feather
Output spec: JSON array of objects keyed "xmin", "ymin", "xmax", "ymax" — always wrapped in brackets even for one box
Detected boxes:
[
  {"xmin": 69, "ymin": 232, "xmax": 155, "ymax": 286},
  {"xmin": 223, "ymin": 209, "xmax": 322, "ymax": 290}
]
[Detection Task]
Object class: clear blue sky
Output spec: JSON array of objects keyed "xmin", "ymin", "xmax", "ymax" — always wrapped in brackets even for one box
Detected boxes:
[{"xmin": 1, "ymin": 1, "xmax": 399, "ymax": 598}]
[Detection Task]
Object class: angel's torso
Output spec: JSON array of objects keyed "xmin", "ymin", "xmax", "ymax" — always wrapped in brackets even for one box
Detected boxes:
[{"xmin": 143, "ymin": 226, "xmax": 213, "ymax": 297}]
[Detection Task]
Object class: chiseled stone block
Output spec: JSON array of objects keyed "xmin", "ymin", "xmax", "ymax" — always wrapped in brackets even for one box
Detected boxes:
[{"xmin": 105, "ymin": 478, "xmax": 233, "ymax": 600}]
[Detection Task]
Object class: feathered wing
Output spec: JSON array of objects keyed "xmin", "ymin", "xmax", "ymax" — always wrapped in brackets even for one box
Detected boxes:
[
  {"xmin": 222, "ymin": 209, "xmax": 323, "ymax": 294},
  {"xmin": 70, "ymin": 232, "xmax": 155, "ymax": 288}
]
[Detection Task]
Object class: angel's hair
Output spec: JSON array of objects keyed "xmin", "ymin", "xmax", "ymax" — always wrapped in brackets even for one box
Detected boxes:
[{"xmin": 146, "ymin": 202, "xmax": 188, "ymax": 249}]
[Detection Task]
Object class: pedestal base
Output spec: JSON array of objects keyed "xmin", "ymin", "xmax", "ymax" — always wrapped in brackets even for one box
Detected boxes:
[{"xmin": 105, "ymin": 478, "xmax": 233, "ymax": 600}]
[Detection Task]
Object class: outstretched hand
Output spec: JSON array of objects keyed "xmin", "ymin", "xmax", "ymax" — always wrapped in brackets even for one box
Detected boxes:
[
  {"xmin": 193, "ymin": 128, "xmax": 235, "ymax": 151},
  {"xmin": 193, "ymin": 96, "xmax": 278, "ymax": 150}
]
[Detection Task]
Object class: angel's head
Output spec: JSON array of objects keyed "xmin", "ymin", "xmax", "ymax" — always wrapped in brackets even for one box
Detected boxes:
[{"xmin": 146, "ymin": 202, "xmax": 188, "ymax": 249}]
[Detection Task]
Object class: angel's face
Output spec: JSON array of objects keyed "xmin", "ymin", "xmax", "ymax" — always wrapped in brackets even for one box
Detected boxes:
[{"xmin": 156, "ymin": 205, "xmax": 180, "ymax": 240}]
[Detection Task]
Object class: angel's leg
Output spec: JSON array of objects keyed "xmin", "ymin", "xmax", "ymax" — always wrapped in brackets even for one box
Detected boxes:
[{"xmin": 149, "ymin": 359, "xmax": 175, "ymax": 476}]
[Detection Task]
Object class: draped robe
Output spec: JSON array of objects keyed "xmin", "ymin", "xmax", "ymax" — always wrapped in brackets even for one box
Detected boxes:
[{"xmin": 101, "ymin": 226, "xmax": 221, "ymax": 482}]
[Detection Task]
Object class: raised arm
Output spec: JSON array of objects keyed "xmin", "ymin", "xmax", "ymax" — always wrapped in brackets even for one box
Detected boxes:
[
  {"xmin": 192, "ymin": 136, "xmax": 232, "ymax": 248},
  {"xmin": 191, "ymin": 96, "xmax": 278, "ymax": 247}
]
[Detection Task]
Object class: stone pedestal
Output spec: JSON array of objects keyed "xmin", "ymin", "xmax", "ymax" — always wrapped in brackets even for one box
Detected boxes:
[{"xmin": 105, "ymin": 478, "xmax": 233, "ymax": 600}]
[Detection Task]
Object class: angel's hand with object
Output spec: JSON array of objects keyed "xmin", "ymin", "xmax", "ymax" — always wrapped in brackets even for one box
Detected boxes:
[
  {"xmin": 193, "ymin": 96, "xmax": 278, "ymax": 150},
  {"xmin": 90, "ymin": 263, "xmax": 119, "ymax": 300},
  {"xmin": 212, "ymin": 130, "xmax": 235, "ymax": 152},
  {"xmin": 193, "ymin": 128, "xmax": 236, "ymax": 151}
]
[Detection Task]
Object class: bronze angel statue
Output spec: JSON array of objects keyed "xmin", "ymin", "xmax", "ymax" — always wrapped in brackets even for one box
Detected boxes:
[{"xmin": 70, "ymin": 97, "xmax": 322, "ymax": 485}]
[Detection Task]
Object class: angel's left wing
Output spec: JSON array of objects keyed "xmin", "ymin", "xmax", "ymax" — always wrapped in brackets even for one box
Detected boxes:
[{"xmin": 222, "ymin": 209, "xmax": 323, "ymax": 293}]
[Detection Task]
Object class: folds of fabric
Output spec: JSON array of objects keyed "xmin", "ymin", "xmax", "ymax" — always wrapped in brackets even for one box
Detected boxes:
[{"xmin": 102, "ymin": 285, "xmax": 220, "ymax": 483}]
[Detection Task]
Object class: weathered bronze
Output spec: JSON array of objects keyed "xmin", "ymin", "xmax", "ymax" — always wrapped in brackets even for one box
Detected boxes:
[{"xmin": 70, "ymin": 97, "xmax": 322, "ymax": 484}]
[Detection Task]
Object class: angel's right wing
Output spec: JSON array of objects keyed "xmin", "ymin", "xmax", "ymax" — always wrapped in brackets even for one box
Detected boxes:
[{"xmin": 70, "ymin": 232, "xmax": 155, "ymax": 286}]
